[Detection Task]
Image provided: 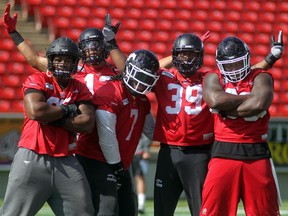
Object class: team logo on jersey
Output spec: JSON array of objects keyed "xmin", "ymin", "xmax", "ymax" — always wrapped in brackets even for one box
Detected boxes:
[
  {"xmin": 201, "ymin": 208, "xmax": 207, "ymax": 215},
  {"xmin": 122, "ymin": 98, "xmax": 129, "ymax": 105},
  {"xmin": 45, "ymin": 83, "xmax": 54, "ymax": 90},
  {"xmin": 161, "ymin": 70, "xmax": 174, "ymax": 78},
  {"xmin": 99, "ymin": 76, "xmax": 112, "ymax": 82}
]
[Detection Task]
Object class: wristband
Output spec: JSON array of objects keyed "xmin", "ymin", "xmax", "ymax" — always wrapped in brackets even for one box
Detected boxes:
[
  {"xmin": 9, "ymin": 30, "xmax": 24, "ymax": 46},
  {"xmin": 264, "ymin": 53, "xmax": 278, "ymax": 67},
  {"xmin": 109, "ymin": 162, "xmax": 124, "ymax": 175}
]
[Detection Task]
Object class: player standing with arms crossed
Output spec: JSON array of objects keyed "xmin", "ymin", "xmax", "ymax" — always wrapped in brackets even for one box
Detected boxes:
[
  {"xmin": 200, "ymin": 36, "xmax": 282, "ymax": 216},
  {"xmin": 0, "ymin": 36, "xmax": 95, "ymax": 215}
]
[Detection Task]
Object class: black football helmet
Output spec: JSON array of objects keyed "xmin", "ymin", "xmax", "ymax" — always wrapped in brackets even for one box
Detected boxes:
[
  {"xmin": 216, "ymin": 36, "xmax": 251, "ymax": 83},
  {"xmin": 46, "ymin": 37, "xmax": 80, "ymax": 79},
  {"xmin": 123, "ymin": 49, "xmax": 160, "ymax": 95},
  {"xmin": 172, "ymin": 33, "xmax": 204, "ymax": 77},
  {"xmin": 78, "ymin": 28, "xmax": 109, "ymax": 65}
]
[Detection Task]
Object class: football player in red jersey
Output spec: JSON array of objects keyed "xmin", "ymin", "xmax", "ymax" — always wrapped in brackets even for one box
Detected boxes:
[
  {"xmin": 200, "ymin": 36, "xmax": 281, "ymax": 216},
  {"xmin": 0, "ymin": 37, "xmax": 95, "ymax": 215}
]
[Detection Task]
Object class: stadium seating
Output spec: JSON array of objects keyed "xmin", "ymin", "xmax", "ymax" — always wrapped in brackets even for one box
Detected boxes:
[{"xmin": 0, "ymin": 0, "xmax": 288, "ymax": 116}]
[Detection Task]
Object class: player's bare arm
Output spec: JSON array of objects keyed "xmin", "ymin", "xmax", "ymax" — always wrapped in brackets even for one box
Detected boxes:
[
  {"xmin": 24, "ymin": 91, "xmax": 66, "ymax": 121},
  {"xmin": 232, "ymin": 73, "xmax": 274, "ymax": 117},
  {"xmin": 203, "ymin": 72, "xmax": 248, "ymax": 111},
  {"xmin": 3, "ymin": 3, "xmax": 48, "ymax": 72},
  {"xmin": 62, "ymin": 103, "xmax": 95, "ymax": 133},
  {"xmin": 251, "ymin": 30, "xmax": 284, "ymax": 70}
]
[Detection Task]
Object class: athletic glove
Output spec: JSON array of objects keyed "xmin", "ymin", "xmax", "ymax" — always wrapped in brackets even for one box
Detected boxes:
[
  {"xmin": 102, "ymin": 14, "xmax": 120, "ymax": 52},
  {"xmin": 109, "ymin": 162, "xmax": 125, "ymax": 190},
  {"xmin": 265, "ymin": 30, "xmax": 284, "ymax": 67},
  {"xmin": 200, "ymin": 31, "xmax": 211, "ymax": 43},
  {"xmin": 3, "ymin": 3, "xmax": 18, "ymax": 33},
  {"xmin": 60, "ymin": 104, "xmax": 80, "ymax": 118}
]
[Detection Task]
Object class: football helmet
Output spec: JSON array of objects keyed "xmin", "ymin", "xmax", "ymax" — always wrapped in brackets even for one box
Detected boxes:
[
  {"xmin": 78, "ymin": 28, "xmax": 109, "ymax": 65},
  {"xmin": 172, "ymin": 33, "xmax": 204, "ymax": 77},
  {"xmin": 216, "ymin": 36, "xmax": 251, "ymax": 83},
  {"xmin": 46, "ymin": 37, "xmax": 80, "ymax": 79},
  {"xmin": 123, "ymin": 49, "xmax": 160, "ymax": 95}
]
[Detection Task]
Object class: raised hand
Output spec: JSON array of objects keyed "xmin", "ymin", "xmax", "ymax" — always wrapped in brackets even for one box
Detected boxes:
[
  {"xmin": 200, "ymin": 31, "xmax": 211, "ymax": 43},
  {"xmin": 102, "ymin": 14, "xmax": 121, "ymax": 42},
  {"xmin": 3, "ymin": 3, "xmax": 18, "ymax": 33},
  {"xmin": 270, "ymin": 30, "xmax": 284, "ymax": 59}
]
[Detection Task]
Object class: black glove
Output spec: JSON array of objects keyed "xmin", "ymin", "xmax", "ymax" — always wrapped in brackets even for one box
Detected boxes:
[
  {"xmin": 109, "ymin": 162, "xmax": 125, "ymax": 190},
  {"xmin": 102, "ymin": 14, "xmax": 120, "ymax": 52},
  {"xmin": 265, "ymin": 30, "xmax": 284, "ymax": 67},
  {"xmin": 60, "ymin": 104, "xmax": 80, "ymax": 118}
]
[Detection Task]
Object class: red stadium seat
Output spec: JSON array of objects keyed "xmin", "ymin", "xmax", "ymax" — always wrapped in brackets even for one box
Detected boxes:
[
  {"xmin": 254, "ymin": 33, "xmax": 270, "ymax": 45},
  {"xmin": 119, "ymin": 41, "xmax": 133, "ymax": 54},
  {"xmin": 156, "ymin": 20, "xmax": 172, "ymax": 31},
  {"xmin": 177, "ymin": 0, "xmax": 193, "ymax": 10},
  {"xmin": 138, "ymin": 19, "xmax": 156, "ymax": 31},
  {"xmin": 262, "ymin": 2, "xmax": 276, "ymax": 12},
  {"xmin": 174, "ymin": 9, "xmax": 191, "ymax": 21},
  {"xmin": 10, "ymin": 51, "xmax": 27, "ymax": 63},
  {"xmin": 1, "ymin": 87, "xmax": 16, "ymax": 100},
  {"xmin": 160, "ymin": 0, "xmax": 176, "ymax": 9},
  {"xmin": 71, "ymin": 17, "xmax": 87, "ymax": 29},
  {"xmin": 91, "ymin": 7, "xmax": 107, "ymax": 19},
  {"xmin": 206, "ymin": 21, "xmax": 222, "ymax": 32},
  {"xmin": 226, "ymin": 1, "xmax": 243, "ymax": 11},
  {"xmin": 154, "ymin": 31, "xmax": 170, "ymax": 42},
  {"xmin": 109, "ymin": 8, "xmax": 125, "ymax": 19},
  {"xmin": 174, "ymin": 20, "xmax": 190, "ymax": 32},
  {"xmin": 87, "ymin": 18, "xmax": 105, "ymax": 29},
  {"xmin": 238, "ymin": 33, "xmax": 253, "ymax": 44},
  {"xmin": 0, "ymin": 38, "xmax": 14, "ymax": 50},
  {"xmin": 121, "ymin": 19, "xmax": 138, "ymax": 30},
  {"xmin": 0, "ymin": 100, "xmax": 10, "ymax": 112},
  {"xmin": 205, "ymin": 43, "xmax": 217, "ymax": 55},
  {"xmin": 245, "ymin": 1, "xmax": 260, "ymax": 11},
  {"xmin": 0, "ymin": 51, "xmax": 10, "ymax": 62},
  {"xmin": 209, "ymin": 1, "xmax": 226, "ymax": 10},
  {"xmin": 56, "ymin": 6, "xmax": 74, "ymax": 17},
  {"xmin": 136, "ymin": 31, "xmax": 153, "ymax": 42},
  {"xmin": 0, "ymin": 63, "xmax": 6, "ymax": 74},
  {"xmin": 204, "ymin": 54, "xmax": 216, "ymax": 68},
  {"xmin": 241, "ymin": 11, "xmax": 257, "ymax": 22},
  {"xmin": 150, "ymin": 42, "xmax": 167, "ymax": 55},
  {"xmin": 280, "ymin": 2, "xmax": 288, "ymax": 12},
  {"xmin": 133, "ymin": 41, "xmax": 150, "ymax": 51},
  {"xmin": 2, "ymin": 74, "xmax": 21, "ymax": 87},
  {"xmin": 190, "ymin": 21, "xmax": 206, "ymax": 32},
  {"xmin": 255, "ymin": 23, "xmax": 272, "ymax": 33},
  {"xmin": 126, "ymin": 8, "xmax": 142, "ymax": 19},
  {"xmin": 60, "ymin": 0, "xmax": 77, "ymax": 6},
  {"xmin": 43, "ymin": 0, "xmax": 59, "ymax": 6},
  {"xmin": 276, "ymin": 13, "xmax": 288, "ymax": 23},
  {"xmin": 159, "ymin": 9, "xmax": 175, "ymax": 20},
  {"xmin": 11, "ymin": 100, "xmax": 24, "ymax": 112},
  {"xmin": 7, "ymin": 62, "xmax": 26, "ymax": 74},
  {"xmin": 60, "ymin": 29, "xmax": 82, "ymax": 41},
  {"xmin": 193, "ymin": 0, "xmax": 209, "ymax": 10},
  {"xmin": 209, "ymin": 10, "xmax": 224, "ymax": 22},
  {"xmin": 110, "ymin": 0, "xmax": 127, "ymax": 8},
  {"xmin": 117, "ymin": 30, "xmax": 135, "ymax": 41},
  {"xmin": 223, "ymin": 21, "xmax": 238, "ymax": 33},
  {"xmin": 258, "ymin": 12, "xmax": 275, "ymax": 23},
  {"xmin": 143, "ymin": 9, "xmax": 159, "ymax": 20},
  {"xmin": 51, "ymin": 17, "xmax": 70, "ymax": 29},
  {"xmin": 191, "ymin": 10, "xmax": 208, "ymax": 21},
  {"xmin": 225, "ymin": 11, "xmax": 240, "ymax": 22},
  {"xmin": 238, "ymin": 22, "xmax": 255, "ymax": 33},
  {"xmin": 74, "ymin": 6, "xmax": 91, "ymax": 18},
  {"xmin": 145, "ymin": 0, "xmax": 160, "ymax": 8},
  {"xmin": 129, "ymin": 0, "xmax": 145, "ymax": 8}
]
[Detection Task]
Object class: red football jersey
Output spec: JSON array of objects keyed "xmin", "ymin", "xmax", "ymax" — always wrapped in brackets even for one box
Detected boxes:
[
  {"xmin": 214, "ymin": 69, "xmax": 272, "ymax": 143},
  {"xmin": 153, "ymin": 68, "xmax": 214, "ymax": 146},
  {"xmin": 19, "ymin": 72, "xmax": 93, "ymax": 156},
  {"xmin": 76, "ymin": 80, "xmax": 151, "ymax": 169}
]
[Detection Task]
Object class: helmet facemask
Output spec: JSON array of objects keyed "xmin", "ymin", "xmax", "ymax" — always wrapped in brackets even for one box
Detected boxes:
[
  {"xmin": 123, "ymin": 62, "xmax": 159, "ymax": 95},
  {"xmin": 217, "ymin": 53, "xmax": 250, "ymax": 83},
  {"xmin": 172, "ymin": 51, "xmax": 203, "ymax": 77},
  {"xmin": 48, "ymin": 55, "xmax": 78, "ymax": 80},
  {"xmin": 79, "ymin": 39, "xmax": 108, "ymax": 65}
]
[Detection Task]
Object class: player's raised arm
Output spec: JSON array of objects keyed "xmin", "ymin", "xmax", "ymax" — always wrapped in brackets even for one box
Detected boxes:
[
  {"xmin": 3, "ymin": 3, "xmax": 48, "ymax": 72},
  {"xmin": 252, "ymin": 30, "xmax": 284, "ymax": 70},
  {"xmin": 102, "ymin": 14, "xmax": 127, "ymax": 73}
]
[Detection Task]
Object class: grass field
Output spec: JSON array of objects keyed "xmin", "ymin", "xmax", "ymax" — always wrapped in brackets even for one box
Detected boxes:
[{"xmin": 1, "ymin": 199, "xmax": 287, "ymax": 216}]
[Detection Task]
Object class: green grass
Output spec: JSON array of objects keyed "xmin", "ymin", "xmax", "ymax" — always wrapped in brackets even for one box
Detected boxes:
[{"xmin": 1, "ymin": 199, "xmax": 287, "ymax": 215}]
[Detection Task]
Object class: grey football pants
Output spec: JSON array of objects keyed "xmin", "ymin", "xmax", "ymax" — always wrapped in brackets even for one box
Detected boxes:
[{"xmin": 0, "ymin": 148, "xmax": 94, "ymax": 216}]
